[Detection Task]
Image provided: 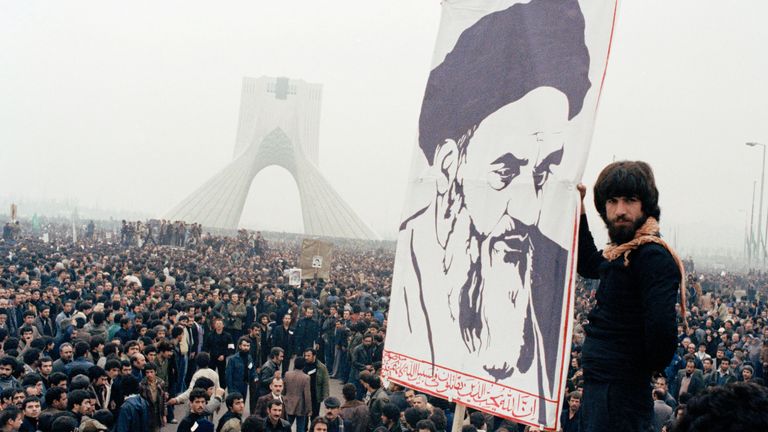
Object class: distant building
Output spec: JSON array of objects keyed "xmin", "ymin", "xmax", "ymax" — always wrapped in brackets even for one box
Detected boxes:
[{"xmin": 165, "ymin": 76, "xmax": 378, "ymax": 240}]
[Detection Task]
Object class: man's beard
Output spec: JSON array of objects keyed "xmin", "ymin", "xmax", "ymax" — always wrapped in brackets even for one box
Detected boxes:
[
  {"xmin": 607, "ymin": 214, "xmax": 647, "ymax": 244},
  {"xmin": 445, "ymin": 210, "xmax": 534, "ymax": 380}
]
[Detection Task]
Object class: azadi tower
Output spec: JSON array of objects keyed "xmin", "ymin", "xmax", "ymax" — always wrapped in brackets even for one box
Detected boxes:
[{"xmin": 165, "ymin": 76, "xmax": 378, "ymax": 240}]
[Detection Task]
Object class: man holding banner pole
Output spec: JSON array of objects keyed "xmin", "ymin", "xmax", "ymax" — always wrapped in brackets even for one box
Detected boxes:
[{"xmin": 577, "ymin": 162, "xmax": 684, "ymax": 431}]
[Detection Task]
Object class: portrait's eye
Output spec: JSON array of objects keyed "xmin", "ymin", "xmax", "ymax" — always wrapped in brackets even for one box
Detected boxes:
[
  {"xmin": 532, "ymin": 169, "xmax": 550, "ymax": 189},
  {"xmin": 489, "ymin": 153, "xmax": 528, "ymax": 190},
  {"xmin": 532, "ymin": 146, "xmax": 563, "ymax": 194}
]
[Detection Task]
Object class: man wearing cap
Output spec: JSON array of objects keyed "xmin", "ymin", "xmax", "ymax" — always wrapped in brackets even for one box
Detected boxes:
[
  {"xmin": 283, "ymin": 357, "xmax": 311, "ymax": 432},
  {"xmin": 323, "ymin": 397, "xmax": 351, "ymax": 432},
  {"xmin": 741, "ymin": 365, "xmax": 765, "ymax": 385}
]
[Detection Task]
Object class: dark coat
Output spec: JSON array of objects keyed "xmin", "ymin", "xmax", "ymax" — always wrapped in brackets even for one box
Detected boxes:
[
  {"xmin": 270, "ymin": 325, "xmax": 294, "ymax": 357},
  {"xmin": 670, "ymin": 369, "xmax": 705, "ymax": 399},
  {"xmin": 293, "ymin": 317, "xmax": 320, "ymax": 353},
  {"xmin": 115, "ymin": 394, "xmax": 150, "ymax": 432},
  {"xmin": 226, "ymin": 352, "xmax": 256, "ymax": 397},
  {"xmin": 263, "ymin": 417, "xmax": 291, "ymax": 432},
  {"xmin": 340, "ymin": 400, "xmax": 370, "ymax": 432},
  {"xmin": 204, "ymin": 331, "xmax": 234, "ymax": 364},
  {"xmin": 351, "ymin": 344, "xmax": 376, "ymax": 378},
  {"xmin": 258, "ymin": 359, "xmax": 281, "ymax": 394},
  {"xmin": 578, "ymin": 214, "xmax": 680, "ymax": 382}
]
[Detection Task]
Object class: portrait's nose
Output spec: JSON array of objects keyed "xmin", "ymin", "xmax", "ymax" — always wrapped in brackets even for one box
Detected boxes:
[{"xmin": 505, "ymin": 180, "xmax": 540, "ymax": 226}]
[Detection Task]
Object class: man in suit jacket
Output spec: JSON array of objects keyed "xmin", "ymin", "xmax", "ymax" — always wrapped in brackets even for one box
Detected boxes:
[
  {"xmin": 652, "ymin": 389, "xmax": 673, "ymax": 432},
  {"xmin": 670, "ymin": 358, "xmax": 705, "ymax": 400},
  {"xmin": 283, "ymin": 358, "xmax": 312, "ymax": 432},
  {"xmin": 254, "ymin": 378, "xmax": 287, "ymax": 420}
]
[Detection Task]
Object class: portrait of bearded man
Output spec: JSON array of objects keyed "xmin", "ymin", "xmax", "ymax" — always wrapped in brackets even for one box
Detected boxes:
[{"xmin": 386, "ymin": 0, "xmax": 593, "ymax": 424}]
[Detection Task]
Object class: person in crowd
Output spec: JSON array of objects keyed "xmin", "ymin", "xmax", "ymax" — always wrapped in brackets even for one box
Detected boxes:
[
  {"xmin": 269, "ymin": 315, "xmax": 294, "ymax": 376},
  {"xmin": 674, "ymin": 382, "xmax": 768, "ymax": 431},
  {"xmin": 139, "ymin": 363, "xmax": 166, "ymax": 432},
  {"xmin": 283, "ymin": 357, "xmax": 311, "ymax": 432},
  {"xmin": 706, "ymin": 357, "xmax": 737, "ymax": 387},
  {"xmin": 559, "ymin": 391, "xmax": 581, "ymax": 432},
  {"xmin": 244, "ymin": 323, "xmax": 262, "ymax": 414},
  {"xmin": 258, "ymin": 348, "xmax": 285, "ymax": 398},
  {"xmin": 263, "ymin": 400, "xmax": 291, "ymax": 432},
  {"xmin": 361, "ymin": 374, "xmax": 389, "ymax": 431},
  {"xmin": 42, "ymin": 388, "xmax": 67, "ymax": 413},
  {"xmin": 67, "ymin": 390, "xmax": 91, "ymax": 423},
  {"xmin": 303, "ymin": 349, "xmax": 329, "ymax": 421},
  {"xmin": 177, "ymin": 388, "xmax": 215, "ymax": 432},
  {"xmin": 255, "ymin": 379, "xmax": 286, "ymax": 420},
  {"xmin": 217, "ymin": 392, "xmax": 245, "ymax": 432},
  {"xmin": 670, "ymin": 357, "xmax": 706, "ymax": 400},
  {"xmin": 168, "ymin": 353, "xmax": 219, "ymax": 406},
  {"xmin": 115, "ymin": 375, "xmax": 149, "ymax": 432},
  {"xmin": 0, "ymin": 406, "xmax": 23, "ymax": 432},
  {"xmin": 18, "ymin": 397, "xmax": 40, "ymax": 432},
  {"xmin": 225, "ymin": 292, "xmax": 247, "ymax": 339},
  {"xmin": 226, "ymin": 336, "xmax": 256, "ymax": 403},
  {"xmin": 339, "ymin": 383, "xmax": 368, "ymax": 432},
  {"xmin": 294, "ymin": 308, "xmax": 320, "ymax": 357},
  {"xmin": 380, "ymin": 403, "xmax": 402, "ymax": 432},
  {"xmin": 652, "ymin": 388, "xmax": 673, "ymax": 432},
  {"xmin": 204, "ymin": 317, "xmax": 234, "ymax": 389},
  {"xmin": 322, "ymin": 397, "xmax": 350, "ymax": 432}
]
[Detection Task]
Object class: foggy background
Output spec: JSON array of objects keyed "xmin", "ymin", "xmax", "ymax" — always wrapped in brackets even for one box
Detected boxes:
[{"xmin": 1, "ymin": 1, "xmax": 766, "ymax": 268}]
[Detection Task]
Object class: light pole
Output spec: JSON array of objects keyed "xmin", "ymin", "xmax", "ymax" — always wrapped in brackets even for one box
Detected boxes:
[
  {"xmin": 750, "ymin": 181, "xmax": 757, "ymax": 267},
  {"xmin": 747, "ymin": 142, "xmax": 766, "ymax": 266}
]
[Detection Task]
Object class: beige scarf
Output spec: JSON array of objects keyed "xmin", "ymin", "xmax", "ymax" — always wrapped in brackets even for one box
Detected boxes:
[{"xmin": 602, "ymin": 217, "xmax": 687, "ymax": 324}]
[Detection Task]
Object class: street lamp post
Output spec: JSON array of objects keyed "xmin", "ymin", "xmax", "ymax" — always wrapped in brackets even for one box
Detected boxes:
[
  {"xmin": 747, "ymin": 142, "xmax": 766, "ymax": 267},
  {"xmin": 750, "ymin": 181, "xmax": 757, "ymax": 267}
]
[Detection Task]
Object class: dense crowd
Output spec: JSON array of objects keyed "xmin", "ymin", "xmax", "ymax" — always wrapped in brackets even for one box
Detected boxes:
[{"xmin": 0, "ymin": 219, "xmax": 766, "ymax": 432}]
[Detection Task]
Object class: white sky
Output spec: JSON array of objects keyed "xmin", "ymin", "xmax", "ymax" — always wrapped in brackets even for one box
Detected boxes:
[{"xmin": 1, "ymin": 1, "xmax": 767, "ymax": 261}]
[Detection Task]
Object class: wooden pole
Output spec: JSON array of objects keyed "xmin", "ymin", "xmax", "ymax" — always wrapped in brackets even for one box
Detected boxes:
[{"xmin": 451, "ymin": 403, "xmax": 467, "ymax": 432}]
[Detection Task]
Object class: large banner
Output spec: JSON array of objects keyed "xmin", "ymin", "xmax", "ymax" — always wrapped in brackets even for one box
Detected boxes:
[
  {"xmin": 382, "ymin": 0, "xmax": 618, "ymax": 429},
  {"xmin": 299, "ymin": 239, "xmax": 334, "ymax": 280}
]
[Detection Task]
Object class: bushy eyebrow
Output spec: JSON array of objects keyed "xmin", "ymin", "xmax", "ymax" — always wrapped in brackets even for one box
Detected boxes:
[
  {"xmin": 533, "ymin": 146, "xmax": 564, "ymax": 173},
  {"xmin": 491, "ymin": 153, "xmax": 528, "ymax": 169}
]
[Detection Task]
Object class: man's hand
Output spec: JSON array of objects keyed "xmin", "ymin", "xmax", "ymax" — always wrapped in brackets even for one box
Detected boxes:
[
  {"xmin": 168, "ymin": 398, "xmax": 178, "ymax": 405},
  {"xmin": 577, "ymin": 183, "xmax": 587, "ymax": 215},
  {"xmin": 215, "ymin": 388, "xmax": 226, "ymax": 398}
]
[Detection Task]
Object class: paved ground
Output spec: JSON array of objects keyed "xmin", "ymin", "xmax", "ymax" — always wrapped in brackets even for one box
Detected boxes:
[{"xmin": 164, "ymin": 373, "xmax": 346, "ymax": 432}]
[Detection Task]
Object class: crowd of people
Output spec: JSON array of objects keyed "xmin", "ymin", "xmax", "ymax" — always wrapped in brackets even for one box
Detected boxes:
[
  {"xmin": 119, "ymin": 220, "xmax": 205, "ymax": 248},
  {"xmin": 0, "ymin": 218, "xmax": 765, "ymax": 432}
]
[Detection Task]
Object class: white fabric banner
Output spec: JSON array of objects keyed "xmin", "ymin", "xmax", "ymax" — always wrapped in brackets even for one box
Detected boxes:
[{"xmin": 382, "ymin": 0, "xmax": 618, "ymax": 429}]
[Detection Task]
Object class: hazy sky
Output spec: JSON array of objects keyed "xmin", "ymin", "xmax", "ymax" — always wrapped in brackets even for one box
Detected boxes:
[{"xmin": 1, "ymin": 1, "xmax": 766, "ymax": 260}]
